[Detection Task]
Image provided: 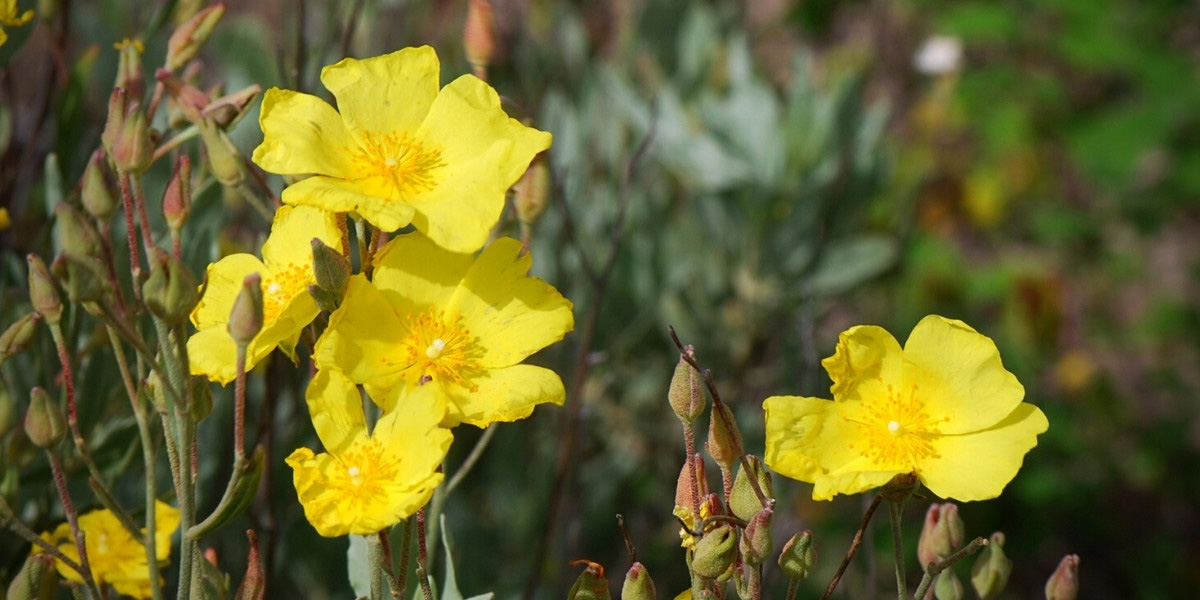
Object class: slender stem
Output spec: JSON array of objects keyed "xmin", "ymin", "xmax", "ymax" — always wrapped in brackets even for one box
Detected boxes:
[
  {"xmin": 0, "ymin": 512, "xmax": 86, "ymax": 573},
  {"xmin": 151, "ymin": 123, "xmax": 199, "ymax": 163},
  {"xmin": 130, "ymin": 175, "xmax": 160, "ymax": 261},
  {"xmin": 146, "ymin": 80, "xmax": 165, "ymax": 124},
  {"xmin": 118, "ymin": 173, "xmax": 143, "ymax": 299},
  {"xmin": 235, "ymin": 182, "xmax": 274, "ymax": 221},
  {"xmin": 445, "ymin": 425, "xmax": 497, "ymax": 495},
  {"xmin": 154, "ymin": 320, "xmax": 194, "ymax": 600},
  {"xmin": 49, "ymin": 454, "xmax": 102, "ymax": 598},
  {"xmin": 234, "ymin": 342, "xmax": 248, "ymax": 461},
  {"xmin": 911, "ymin": 537, "xmax": 989, "ymax": 600},
  {"xmin": 425, "ymin": 424, "xmax": 497, "ymax": 572},
  {"xmin": 785, "ymin": 579, "xmax": 799, "ymax": 600},
  {"xmin": 367, "ymin": 534, "xmax": 386, "ymax": 600},
  {"xmin": 889, "ymin": 500, "xmax": 907, "ymax": 600},
  {"xmin": 378, "ymin": 531, "xmax": 402, "ymax": 599},
  {"xmin": 415, "ymin": 509, "xmax": 434, "ymax": 600},
  {"xmin": 395, "ymin": 516, "xmax": 413, "ymax": 600},
  {"xmin": 820, "ymin": 493, "xmax": 884, "ymax": 600}
]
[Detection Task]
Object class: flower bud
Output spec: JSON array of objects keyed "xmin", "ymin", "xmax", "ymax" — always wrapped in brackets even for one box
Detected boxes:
[
  {"xmin": 668, "ymin": 348, "xmax": 704, "ymax": 424},
  {"xmin": 691, "ymin": 523, "xmax": 737, "ymax": 579},
  {"xmin": 156, "ymin": 69, "xmax": 210, "ymax": 124},
  {"xmin": 166, "ymin": 3, "xmax": 226, "ymax": 72},
  {"xmin": 0, "ymin": 313, "xmax": 40, "ymax": 365},
  {"xmin": 933, "ymin": 571, "xmax": 963, "ymax": 600},
  {"xmin": 0, "ymin": 385, "xmax": 13, "ymax": 438},
  {"xmin": 310, "ymin": 237, "xmax": 349, "ymax": 309},
  {"xmin": 81, "ymin": 149, "xmax": 118, "ymax": 222},
  {"xmin": 463, "ymin": 0, "xmax": 495, "ymax": 80},
  {"xmin": 5, "ymin": 553, "xmax": 57, "ymax": 600},
  {"xmin": 143, "ymin": 256, "xmax": 200, "ymax": 325},
  {"xmin": 26, "ymin": 255, "xmax": 62, "ymax": 325},
  {"xmin": 163, "ymin": 155, "xmax": 191, "ymax": 232},
  {"xmin": 514, "ymin": 153, "xmax": 549, "ymax": 228},
  {"xmin": 729, "ymin": 455, "xmax": 773, "ymax": 521},
  {"xmin": 970, "ymin": 532, "xmax": 1011, "ymax": 600},
  {"xmin": 24, "ymin": 387, "xmax": 66, "ymax": 449},
  {"xmin": 917, "ymin": 503, "xmax": 964, "ymax": 568},
  {"xmin": 113, "ymin": 38, "xmax": 145, "ymax": 101},
  {"xmin": 674, "ymin": 453, "xmax": 708, "ymax": 515},
  {"xmin": 146, "ymin": 372, "xmax": 169, "ymax": 414},
  {"xmin": 620, "ymin": 562, "xmax": 655, "ymax": 600},
  {"xmin": 227, "ymin": 273, "xmax": 263, "ymax": 346},
  {"xmin": 54, "ymin": 203, "xmax": 103, "ymax": 258},
  {"xmin": 199, "ymin": 122, "xmax": 243, "ymax": 186},
  {"xmin": 102, "ymin": 88, "xmax": 152, "ymax": 174},
  {"xmin": 56, "ymin": 253, "xmax": 111, "ymax": 305},
  {"xmin": 739, "ymin": 508, "xmax": 774, "ymax": 567},
  {"xmin": 1044, "ymin": 554, "xmax": 1079, "ymax": 600},
  {"xmin": 705, "ymin": 398, "xmax": 744, "ymax": 470},
  {"xmin": 778, "ymin": 530, "xmax": 815, "ymax": 581},
  {"xmin": 201, "ymin": 84, "xmax": 261, "ymax": 130},
  {"xmin": 567, "ymin": 560, "xmax": 610, "ymax": 600}
]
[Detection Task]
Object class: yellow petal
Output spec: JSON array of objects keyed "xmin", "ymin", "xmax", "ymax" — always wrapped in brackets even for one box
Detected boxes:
[
  {"xmin": 305, "ymin": 369, "xmax": 366, "ymax": 454},
  {"xmin": 917, "ymin": 403, "xmax": 1049, "ymax": 501},
  {"xmin": 260, "ymin": 205, "xmax": 343, "ymax": 270},
  {"xmin": 152, "ymin": 500, "xmax": 180, "ymax": 562},
  {"xmin": 372, "ymin": 233, "xmax": 474, "ymax": 315},
  {"xmin": 444, "ymin": 364, "xmax": 566, "ymax": 427},
  {"xmin": 821, "ymin": 324, "xmax": 902, "ymax": 400},
  {"xmin": 186, "ymin": 327, "xmax": 275, "ymax": 384},
  {"xmin": 448, "ymin": 237, "xmax": 574, "ymax": 368},
  {"xmin": 372, "ymin": 384, "xmax": 453, "ymax": 478},
  {"xmin": 902, "ymin": 315, "xmax": 1025, "ymax": 434},
  {"xmin": 281, "ymin": 175, "xmax": 417, "ymax": 232},
  {"xmin": 191, "ymin": 254, "xmax": 267, "ymax": 330},
  {"xmin": 320, "ymin": 46, "xmax": 440, "ymax": 142},
  {"xmin": 251, "ymin": 88, "xmax": 358, "ymax": 176},
  {"xmin": 314, "ymin": 275, "xmax": 406, "ymax": 388}
]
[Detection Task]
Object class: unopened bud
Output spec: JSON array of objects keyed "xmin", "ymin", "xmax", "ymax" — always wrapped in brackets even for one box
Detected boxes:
[
  {"xmin": 705, "ymin": 398, "xmax": 744, "ymax": 470},
  {"xmin": 6, "ymin": 553, "xmax": 57, "ymax": 600},
  {"xmin": 57, "ymin": 254, "xmax": 111, "ymax": 305},
  {"xmin": 1044, "ymin": 554, "xmax": 1079, "ymax": 600},
  {"xmin": 917, "ymin": 503, "xmax": 964, "ymax": 567},
  {"xmin": 514, "ymin": 153, "xmax": 549, "ymax": 227},
  {"xmin": 739, "ymin": 508, "xmax": 774, "ymax": 566},
  {"xmin": 156, "ymin": 69, "xmax": 210, "ymax": 124},
  {"xmin": 620, "ymin": 562, "xmax": 655, "ymax": 600},
  {"xmin": 81, "ymin": 149, "xmax": 118, "ymax": 221},
  {"xmin": 143, "ymin": 257, "xmax": 200, "ymax": 325},
  {"xmin": 729, "ymin": 455, "xmax": 773, "ymax": 521},
  {"xmin": 674, "ymin": 453, "xmax": 708, "ymax": 513},
  {"xmin": 24, "ymin": 387, "xmax": 66, "ymax": 449},
  {"xmin": 310, "ymin": 238, "xmax": 349, "ymax": 310},
  {"xmin": 163, "ymin": 155, "xmax": 192, "ymax": 231},
  {"xmin": 114, "ymin": 39, "xmax": 145, "ymax": 101},
  {"xmin": 102, "ymin": 89, "xmax": 152, "ymax": 174},
  {"xmin": 26, "ymin": 255, "xmax": 62, "ymax": 325},
  {"xmin": 778, "ymin": 530, "xmax": 815, "ymax": 581},
  {"xmin": 227, "ymin": 273, "xmax": 263, "ymax": 346},
  {"xmin": 0, "ymin": 386, "xmax": 12, "ymax": 438},
  {"xmin": 933, "ymin": 571, "xmax": 963, "ymax": 600},
  {"xmin": 54, "ymin": 203, "xmax": 103, "ymax": 258},
  {"xmin": 463, "ymin": 0, "xmax": 495, "ymax": 80},
  {"xmin": 146, "ymin": 372, "xmax": 169, "ymax": 414},
  {"xmin": 691, "ymin": 524, "xmax": 737, "ymax": 579},
  {"xmin": 0, "ymin": 313, "xmax": 40, "ymax": 364},
  {"xmin": 199, "ymin": 122, "xmax": 243, "ymax": 186},
  {"xmin": 667, "ymin": 348, "xmax": 704, "ymax": 424},
  {"xmin": 970, "ymin": 532, "xmax": 1011, "ymax": 600},
  {"xmin": 566, "ymin": 560, "xmax": 610, "ymax": 600},
  {"xmin": 166, "ymin": 3, "xmax": 226, "ymax": 72},
  {"xmin": 201, "ymin": 84, "xmax": 261, "ymax": 130}
]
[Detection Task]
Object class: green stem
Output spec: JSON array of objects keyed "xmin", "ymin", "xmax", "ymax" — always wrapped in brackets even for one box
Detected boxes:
[
  {"xmin": 426, "ymin": 424, "xmax": 497, "ymax": 572},
  {"xmin": 153, "ymin": 320, "xmax": 194, "ymax": 600},
  {"xmin": 820, "ymin": 493, "xmax": 884, "ymax": 600},
  {"xmin": 911, "ymin": 537, "xmax": 989, "ymax": 600},
  {"xmin": 889, "ymin": 500, "xmax": 907, "ymax": 600},
  {"xmin": 367, "ymin": 534, "xmax": 387, "ymax": 600},
  {"xmin": 0, "ymin": 510, "xmax": 87, "ymax": 573},
  {"xmin": 395, "ymin": 516, "xmax": 413, "ymax": 600},
  {"xmin": 49, "ymin": 454, "xmax": 103, "ymax": 598},
  {"xmin": 785, "ymin": 579, "xmax": 799, "ymax": 600},
  {"xmin": 415, "ymin": 509, "xmax": 434, "ymax": 600}
]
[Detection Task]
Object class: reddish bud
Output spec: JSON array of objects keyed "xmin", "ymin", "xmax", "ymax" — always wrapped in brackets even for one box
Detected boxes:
[
  {"xmin": 1044, "ymin": 554, "xmax": 1080, "ymax": 600},
  {"xmin": 227, "ymin": 273, "xmax": 264, "ymax": 346},
  {"xmin": 163, "ymin": 155, "xmax": 192, "ymax": 231},
  {"xmin": 463, "ymin": 0, "xmax": 495, "ymax": 79},
  {"xmin": 166, "ymin": 3, "xmax": 226, "ymax": 72}
]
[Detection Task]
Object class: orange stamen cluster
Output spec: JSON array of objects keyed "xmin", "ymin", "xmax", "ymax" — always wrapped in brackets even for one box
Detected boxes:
[
  {"xmin": 852, "ymin": 381, "xmax": 939, "ymax": 469},
  {"xmin": 261, "ymin": 263, "xmax": 312, "ymax": 322},
  {"xmin": 350, "ymin": 131, "xmax": 445, "ymax": 198},
  {"xmin": 394, "ymin": 307, "xmax": 478, "ymax": 390}
]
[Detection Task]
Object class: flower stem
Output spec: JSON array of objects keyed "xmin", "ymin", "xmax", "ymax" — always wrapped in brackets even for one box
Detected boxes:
[
  {"xmin": 234, "ymin": 342, "xmax": 248, "ymax": 461},
  {"xmin": 820, "ymin": 493, "xmax": 884, "ymax": 600},
  {"xmin": 395, "ymin": 516, "xmax": 413, "ymax": 600},
  {"xmin": 911, "ymin": 537, "xmax": 989, "ymax": 600},
  {"xmin": 416, "ymin": 508, "xmax": 434, "ymax": 600},
  {"xmin": 367, "ymin": 534, "xmax": 386, "ymax": 600},
  {"xmin": 49, "ymin": 454, "xmax": 102, "ymax": 598},
  {"xmin": 889, "ymin": 499, "xmax": 908, "ymax": 600}
]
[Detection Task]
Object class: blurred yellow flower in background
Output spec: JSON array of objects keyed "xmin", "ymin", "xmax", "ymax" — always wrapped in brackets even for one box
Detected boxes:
[
  {"xmin": 251, "ymin": 45, "xmax": 551, "ymax": 253},
  {"xmin": 764, "ymin": 315, "xmax": 1048, "ymax": 501},
  {"xmin": 38, "ymin": 501, "xmax": 179, "ymax": 599},
  {"xmin": 0, "ymin": 0, "xmax": 33, "ymax": 47},
  {"xmin": 188, "ymin": 205, "xmax": 341, "ymax": 384},
  {"xmin": 314, "ymin": 233, "xmax": 574, "ymax": 427},
  {"xmin": 287, "ymin": 369, "xmax": 451, "ymax": 537}
]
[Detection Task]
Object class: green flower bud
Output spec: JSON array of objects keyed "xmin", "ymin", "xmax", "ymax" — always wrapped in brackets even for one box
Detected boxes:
[
  {"xmin": 917, "ymin": 503, "xmax": 964, "ymax": 568},
  {"xmin": 620, "ymin": 562, "xmax": 655, "ymax": 600},
  {"xmin": 143, "ymin": 256, "xmax": 200, "ymax": 325},
  {"xmin": 514, "ymin": 154, "xmax": 549, "ymax": 227},
  {"xmin": 668, "ymin": 348, "xmax": 704, "ymax": 424},
  {"xmin": 146, "ymin": 372, "xmax": 169, "ymax": 414},
  {"xmin": 739, "ymin": 508, "xmax": 773, "ymax": 567},
  {"xmin": 567, "ymin": 561, "xmax": 610, "ymax": 600},
  {"xmin": 201, "ymin": 84, "xmax": 261, "ymax": 130},
  {"xmin": 163, "ymin": 155, "xmax": 192, "ymax": 232},
  {"xmin": 102, "ymin": 88, "xmax": 152, "ymax": 174},
  {"xmin": 24, "ymin": 387, "xmax": 66, "ymax": 449},
  {"xmin": 26, "ymin": 255, "xmax": 62, "ymax": 325},
  {"xmin": 705, "ymin": 398, "xmax": 743, "ymax": 470},
  {"xmin": 310, "ymin": 237, "xmax": 349, "ymax": 311},
  {"xmin": 57, "ymin": 253, "xmax": 112, "ymax": 305},
  {"xmin": 729, "ymin": 455, "xmax": 773, "ymax": 521},
  {"xmin": 1044, "ymin": 554, "xmax": 1079, "ymax": 600},
  {"xmin": 5, "ymin": 553, "xmax": 57, "ymax": 600},
  {"xmin": 691, "ymin": 524, "xmax": 737, "ymax": 580},
  {"xmin": 227, "ymin": 273, "xmax": 264, "ymax": 346},
  {"xmin": 934, "ymin": 571, "xmax": 963, "ymax": 600},
  {"xmin": 778, "ymin": 530, "xmax": 815, "ymax": 581},
  {"xmin": 55, "ymin": 203, "xmax": 104, "ymax": 258},
  {"xmin": 198, "ymin": 121, "xmax": 243, "ymax": 186},
  {"xmin": 970, "ymin": 532, "xmax": 1011, "ymax": 600},
  {"xmin": 166, "ymin": 3, "xmax": 226, "ymax": 72},
  {"xmin": 81, "ymin": 149, "xmax": 118, "ymax": 222},
  {"xmin": 0, "ymin": 313, "xmax": 40, "ymax": 365}
]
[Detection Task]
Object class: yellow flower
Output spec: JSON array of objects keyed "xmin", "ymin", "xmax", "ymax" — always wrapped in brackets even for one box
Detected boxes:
[
  {"xmin": 38, "ymin": 501, "xmax": 180, "ymax": 599},
  {"xmin": 286, "ymin": 368, "xmax": 451, "ymax": 536},
  {"xmin": 188, "ymin": 205, "xmax": 341, "ymax": 384},
  {"xmin": 314, "ymin": 233, "xmax": 574, "ymax": 427},
  {"xmin": 0, "ymin": 0, "xmax": 33, "ymax": 47},
  {"xmin": 763, "ymin": 315, "xmax": 1048, "ymax": 501},
  {"xmin": 251, "ymin": 46, "xmax": 551, "ymax": 253}
]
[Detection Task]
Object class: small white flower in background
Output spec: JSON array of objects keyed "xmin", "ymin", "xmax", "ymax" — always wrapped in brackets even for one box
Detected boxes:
[{"xmin": 914, "ymin": 35, "xmax": 963, "ymax": 75}]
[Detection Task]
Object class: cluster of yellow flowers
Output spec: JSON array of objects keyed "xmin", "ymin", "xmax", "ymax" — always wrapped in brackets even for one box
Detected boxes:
[{"xmin": 188, "ymin": 46, "xmax": 572, "ymax": 537}]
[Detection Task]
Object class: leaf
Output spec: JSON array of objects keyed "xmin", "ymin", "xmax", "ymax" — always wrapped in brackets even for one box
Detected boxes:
[
  {"xmin": 439, "ymin": 515, "xmax": 493, "ymax": 600},
  {"xmin": 187, "ymin": 445, "xmax": 265, "ymax": 539},
  {"xmin": 347, "ymin": 535, "xmax": 370, "ymax": 600},
  {"xmin": 804, "ymin": 234, "xmax": 898, "ymax": 297}
]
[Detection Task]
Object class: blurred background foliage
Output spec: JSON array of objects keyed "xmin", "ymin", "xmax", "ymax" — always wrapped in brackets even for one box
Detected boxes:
[{"xmin": 2, "ymin": 0, "xmax": 1200, "ymax": 598}]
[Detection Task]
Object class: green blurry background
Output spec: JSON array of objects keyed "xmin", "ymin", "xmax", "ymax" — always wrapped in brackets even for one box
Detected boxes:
[{"xmin": 3, "ymin": 0, "xmax": 1200, "ymax": 598}]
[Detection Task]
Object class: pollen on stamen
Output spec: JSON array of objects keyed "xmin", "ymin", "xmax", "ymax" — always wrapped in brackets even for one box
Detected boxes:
[
  {"xmin": 888, "ymin": 420, "xmax": 901, "ymax": 434},
  {"xmin": 425, "ymin": 338, "xmax": 446, "ymax": 359}
]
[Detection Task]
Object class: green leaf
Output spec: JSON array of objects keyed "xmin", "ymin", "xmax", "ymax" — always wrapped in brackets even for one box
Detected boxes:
[
  {"xmin": 439, "ymin": 515, "xmax": 493, "ymax": 600},
  {"xmin": 187, "ymin": 445, "xmax": 265, "ymax": 539},
  {"xmin": 804, "ymin": 234, "xmax": 898, "ymax": 296},
  {"xmin": 347, "ymin": 535, "xmax": 370, "ymax": 600}
]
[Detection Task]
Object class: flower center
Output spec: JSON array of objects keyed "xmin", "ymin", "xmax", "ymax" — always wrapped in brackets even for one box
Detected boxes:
[
  {"xmin": 851, "ymin": 382, "xmax": 939, "ymax": 469},
  {"xmin": 261, "ymin": 263, "xmax": 311, "ymax": 323},
  {"xmin": 386, "ymin": 307, "xmax": 479, "ymax": 390},
  {"xmin": 351, "ymin": 131, "xmax": 445, "ymax": 199},
  {"xmin": 329, "ymin": 438, "xmax": 401, "ymax": 511}
]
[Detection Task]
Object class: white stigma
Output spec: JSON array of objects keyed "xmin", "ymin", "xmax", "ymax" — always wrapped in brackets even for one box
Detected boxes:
[
  {"xmin": 267, "ymin": 282, "xmax": 282, "ymax": 294},
  {"xmin": 887, "ymin": 420, "xmax": 901, "ymax": 435},
  {"xmin": 348, "ymin": 465, "xmax": 362, "ymax": 485},
  {"xmin": 425, "ymin": 338, "xmax": 446, "ymax": 359}
]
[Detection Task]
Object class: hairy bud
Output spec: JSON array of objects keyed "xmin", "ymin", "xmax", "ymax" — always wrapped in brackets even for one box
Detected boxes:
[
  {"xmin": 567, "ymin": 561, "xmax": 610, "ymax": 600},
  {"xmin": 163, "ymin": 155, "xmax": 192, "ymax": 232},
  {"xmin": 81, "ymin": 149, "xmax": 118, "ymax": 222},
  {"xmin": 691, "ymin": 524, "xmax": 737, "ymax": 579},
  {"xmin": 970, "ymin": 532, "xmax": 1011, "ymax": 600},
  {"xmin": 227, "ymin": 273, "xmax": 264, "ymax": 346},
  {"xmin": 0, "ymin": 313, "xmax": 40, "ymax": 365},
  {"xmin": 27, "ymin": 255, "xmax": 62, "ymax": 325},
  {"xmin": 729, "ymin": 455, "xmax": 773, "ymax": 521},
  {"xmin": 143, "ymin": 256, "xmax": 200, "ymax": 325},
  {"xmin": 1044, "ymin": 554, "xmax": 1079, "ymax": 600},
  {"xmin": 778, "ymin": 530, "xmax": 815, "ymax": 581},
  {"xmin": 24, "ymin": 387, "xmax": 66, "ymax": 449},
  {"xmin": 620, "ymin": 563, "xmax": 655, "ymax": 600},
  {"xmin": 166, "ymin": 3, "xmax": 226, "ymax": 72},
  {"xmin": 739, "ymin": 508, "xmax": 774, "ymax": 567},
  {"xmin": 667, "ymin": 348, "xmax": 704, "ymax": 424},
  {"xmin": 917, "ymin": 503, "xmax": 964, "ymax": 568},
  {"xmin": 705, "ymin": 398, "xmax": 744, "ymax": 470}
]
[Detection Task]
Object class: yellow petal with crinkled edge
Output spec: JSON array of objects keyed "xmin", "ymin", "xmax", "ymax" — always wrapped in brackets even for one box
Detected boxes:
[
  {"xmin": 902, "ymin": 315, "xmax": 1026, "ymax": 435},
  {"xmin": 371, "ymin": 232, "xmax": 474, "ymax": 315},
  {"xmin": 321, "ymin": 47, "xmax": 439, "ymax": 142},
  {"xmin": 442, "ymin": 363, "xmax": 566, "ymax": 427},
  {"xmin": 280, "ymin": 174, "xmax": 419, "ymax": 233},
  {"xmin": 822, "ymin": 324, "xmax": 902, "ymax": 400},
  {"xmin": 763, "ymin": 395, "xmax": 877, "ymax": 490},
  {"xmin": 251, "ymin": 88, "xmax": 358, "ymax": 177},
  {"xmin": 918, "ymin": 403, "xmax": 1049, "ymax": 501}
]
